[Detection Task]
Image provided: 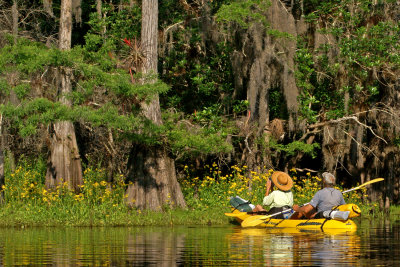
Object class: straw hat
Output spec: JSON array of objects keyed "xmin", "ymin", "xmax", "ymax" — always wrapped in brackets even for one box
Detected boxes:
[{"xmin": 271, "ymin": 171, "xmax": 293, "ymax": 191}]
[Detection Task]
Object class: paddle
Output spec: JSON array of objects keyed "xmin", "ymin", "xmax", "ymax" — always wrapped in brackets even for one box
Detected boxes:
[
  {"xmin": 225, "ymin": 212, "xmax": 247, "ymax": 217},
  {"xmin": 241, "ymin": 177, "xmax": 384, "ymax": 228},
  {"xmin": 224, "ymin": 210, "xmax": 268, "ymax": 217},
  {"xmin": 341, "ymin": 178, "xmax": 384, "ymax": 193}
]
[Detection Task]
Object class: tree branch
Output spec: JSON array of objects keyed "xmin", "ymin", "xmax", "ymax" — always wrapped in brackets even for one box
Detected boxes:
[{"xmin": 308, "ymin": 113, "xmax": 387, "ymax": 144}]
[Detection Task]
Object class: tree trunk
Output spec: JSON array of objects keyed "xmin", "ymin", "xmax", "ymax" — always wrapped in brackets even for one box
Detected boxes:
[
  {"xmin": 45, "ymin": 0, "xmax": 83, "ymax": 192},
  {"xmin": 96, "ymin": 0, "xmax": 106, "ymax": 37},
  {"xmin": 12, "ymin": 0, "xmax": 18, "ymax": 43},
  {"xmin": 0, "ymin": 0, "xmax": 19, "ymax": 203},
  {"xmin": 125, "ymin": 0, "xmax": 186, "ymax": 210},
  {"xmin": 96, "ymin": 0, "xmax": 102, "ymax": 18},
  {"xmin": 0, "ymin": 137, "xmax": 4, "ymax": 203},
  {"xmin": 43, "ymin": 0, "xmax": 54, "ymax": 17}
]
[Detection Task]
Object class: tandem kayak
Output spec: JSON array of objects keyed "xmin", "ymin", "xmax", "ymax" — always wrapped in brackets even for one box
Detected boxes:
[{"xmin": 226, "ymin": 204, "xmax": 360, "ymax": 232}]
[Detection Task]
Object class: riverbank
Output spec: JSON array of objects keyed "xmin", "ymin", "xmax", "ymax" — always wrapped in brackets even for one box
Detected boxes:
[
  {"xmin": 0, "ymin": 159, "xmax": 382, "ymax": 227},
  {"xmin": 0, "ymin": 203, "xmax": 392, "ymax": 228},
  {"xmin": 0, "ymin": 203, "xmax": 230, "ymax": 227}
]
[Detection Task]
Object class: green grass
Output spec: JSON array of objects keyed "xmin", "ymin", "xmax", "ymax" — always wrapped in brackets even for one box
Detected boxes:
[{"xmin": 0, "ymin": 203, "xmax": 229, "ymax": 227}]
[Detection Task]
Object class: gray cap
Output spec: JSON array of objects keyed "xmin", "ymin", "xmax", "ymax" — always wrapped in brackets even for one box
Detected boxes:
[{"xmin": 322, "ymin": 172, "xmax": 336, "ymax": 185}]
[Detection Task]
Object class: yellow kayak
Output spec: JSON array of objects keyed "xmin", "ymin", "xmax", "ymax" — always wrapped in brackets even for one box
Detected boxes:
[
  {"xmin": 253, "ymin": 217, "xmax": 357, "ymax": 231},
  {"xmin": 227, "ymin": 204, "xmax": 360, "ymax": 232}
]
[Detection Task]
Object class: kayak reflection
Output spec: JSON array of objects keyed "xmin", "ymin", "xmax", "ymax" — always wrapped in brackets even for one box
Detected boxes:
[{"xmin": 227, "ymin": 227, "xmax": 361, "ymax": 266}]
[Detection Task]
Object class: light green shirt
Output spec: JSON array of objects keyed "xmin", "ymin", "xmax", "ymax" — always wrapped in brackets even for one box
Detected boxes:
[{"xmin": 262, "ymin": 190, "xmax": 293, "ymax": 208}]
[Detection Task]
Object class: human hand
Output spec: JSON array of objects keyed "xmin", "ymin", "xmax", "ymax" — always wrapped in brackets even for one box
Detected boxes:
[{"xmin": 292, "ymin": 204, "xmax": 300, "ymax": 211}]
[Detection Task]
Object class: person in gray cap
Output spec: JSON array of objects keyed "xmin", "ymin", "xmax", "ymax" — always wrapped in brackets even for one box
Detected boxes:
[{"xmin": 291, "ymin": 172, "xmax": 346, "ymax": 219}]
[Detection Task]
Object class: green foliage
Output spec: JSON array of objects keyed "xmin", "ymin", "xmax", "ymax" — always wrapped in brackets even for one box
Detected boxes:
[
  {"xmin": 0, "ymin": 37, "xmax": 169, "ymax": 103},
  {"xmin": 269, "ymin": 87, "xmax": 288, "ymax": 120},
  {"xmin": 162, "ymin": 111, "xmax": 234, "ymax": 159},
  {"xmin": 297, "ymin": 0, "xmax": 400, "ymax": 122},
  {"xmin": 215, "ymin": 0, "xmax": 271, "ymax": 29},
  {"xmin": 13, "ymin": 83, "xmax": 31, "ymax": 99},
  {"xmin": 0, "ymin": 38, "xmax": 54, "ymax": 75},
  {"xmin": 295, "ymin": 40, "xmax": 345, "ymax": 122},
  {"xmin": 167, "ymin": 127, "xmax": 233, "ymax": 158},
  {"xmin": 232, "ymin": 100, "xmax": 249, "ymax": 116},
  {"xmin": 161, "ymin": 33, "xmax": 235, "ymax": 114},
  {"xmin": 0, "ymin": 78, "xmax": 10, "ymax": 95},
  {"xmin": 159, "ymin": 0, "xmax": 187, "ymax": 27},
  {"xmin": 394, "ymin": 137, "xmax": 400, "ymax": 147},
  {"xmin": 0, "ymin": 38, "xmax": 171, "ymax": 143},
  {"xmin": 192, "ymin": 104, "xmax": 223, "ymax": 128},
  {"xmin": 267, "ymin": 139, "xmax": 321, "ymax": 159},
  {"xmin": 215, "ymin": 0, "xmax": 293, "ymax": 39},
  {"xmin": 87, "ymin": 3, "xmax": 141, "ymax": 47},
  {"xmin": 81, "ymin": 33, "xmax": 118, "ymax": 70},
  {"xmin": 295, "ymin": 43, "xmax": 318, "ymax": 122},
  {"xmin": 0, "ymin": 98, "xmax": 141, "ymax": 137},
  {"xmin": 1, "ymin": 95, "xmax": 233, "ymax": 157}
]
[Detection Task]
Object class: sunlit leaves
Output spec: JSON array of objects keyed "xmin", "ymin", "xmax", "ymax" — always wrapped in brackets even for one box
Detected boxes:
[
  {"xmin": 268, "ymin": 139, "xmax": 321, "ymax": 159},
  {"xmin": 215, "ymin": 0, "xmax": 271, "ymax": 29},
  {"xmin": 0, "ymin": 98, "xmax": 142, "ymax": 137}
]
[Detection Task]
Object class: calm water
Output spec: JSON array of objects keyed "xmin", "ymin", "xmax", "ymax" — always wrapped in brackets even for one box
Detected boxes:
[{"xmin": 0, "ymin": 219, "xmax": 399, "ymax": 266}]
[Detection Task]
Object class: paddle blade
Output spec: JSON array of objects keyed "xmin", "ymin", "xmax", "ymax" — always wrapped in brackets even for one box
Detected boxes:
[
  {"xmin": 241, "ymin": 215, "xmax": 270, "ymax": 227},
  {"xmin": 358, "ymin": 178, "xmax": 384, "ymax": 188},
  {"xmin": 342, "ymin": 178, "xmax": 384, "ymax": 194}
]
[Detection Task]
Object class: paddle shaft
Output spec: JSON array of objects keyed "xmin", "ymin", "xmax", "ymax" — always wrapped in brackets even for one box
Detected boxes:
[{"xmin": 224, "ymin": 210, "xmax": 269, "ymax": 217}]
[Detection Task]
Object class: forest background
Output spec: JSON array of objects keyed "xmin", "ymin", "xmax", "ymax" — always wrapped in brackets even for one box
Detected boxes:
[{"xmin": 0, "ymin": 0, "xmax": 399, "ymax": 226}]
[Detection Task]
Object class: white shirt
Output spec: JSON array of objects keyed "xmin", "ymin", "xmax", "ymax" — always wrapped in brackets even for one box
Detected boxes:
[{"xmin": 262, "ymin": 190, "xmax": 293, "ymax": 208}]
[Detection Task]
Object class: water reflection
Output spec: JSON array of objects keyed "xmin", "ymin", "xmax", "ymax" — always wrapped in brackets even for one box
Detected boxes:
[
  {"xmin": 227, "ymin": 227, "xmax": 361, "ymax": 266},
  {"xmin": 0, "ymin": 223, "xmax": 399, "ymax": 266},
  {"xmin": 0, "ymin": 227, "xmax": 189, "ymax": 266}
]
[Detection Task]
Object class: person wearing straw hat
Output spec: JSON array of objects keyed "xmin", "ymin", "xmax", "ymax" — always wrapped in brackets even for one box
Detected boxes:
[
  {"xmin": 291, "ymin": 172, "xmax": 346, "ymax": 219},
  {"xmin": 252, "ymin": 171, "xmax": 294, "ymax": 219}
]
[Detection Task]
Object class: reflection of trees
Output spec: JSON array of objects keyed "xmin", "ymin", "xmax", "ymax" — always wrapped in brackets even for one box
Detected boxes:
[
  {"xmin": 0, "ymin": 227, "xmax": 187, "ymax": 266},
  {"xmin": 124, "ymin": 230, "xmax": 185, "ymax": 267},
  {"xmin": 359, "ymin": 221, "xmax": 400, "ymax": 265}
]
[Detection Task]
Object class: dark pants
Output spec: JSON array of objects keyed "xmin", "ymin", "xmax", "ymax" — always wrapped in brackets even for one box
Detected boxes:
[
  {"xmin": 267, "ymin": 206, "xmax": 291, "ymax": 219},
  {"xmin": 313, "ymin": 211, "xmax": 325, "ymax": 219}
]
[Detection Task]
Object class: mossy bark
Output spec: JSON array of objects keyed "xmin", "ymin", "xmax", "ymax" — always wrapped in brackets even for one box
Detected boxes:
[{"xmin": 224, "ymin": 0, "xmax": 299, "ymax": 171}]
